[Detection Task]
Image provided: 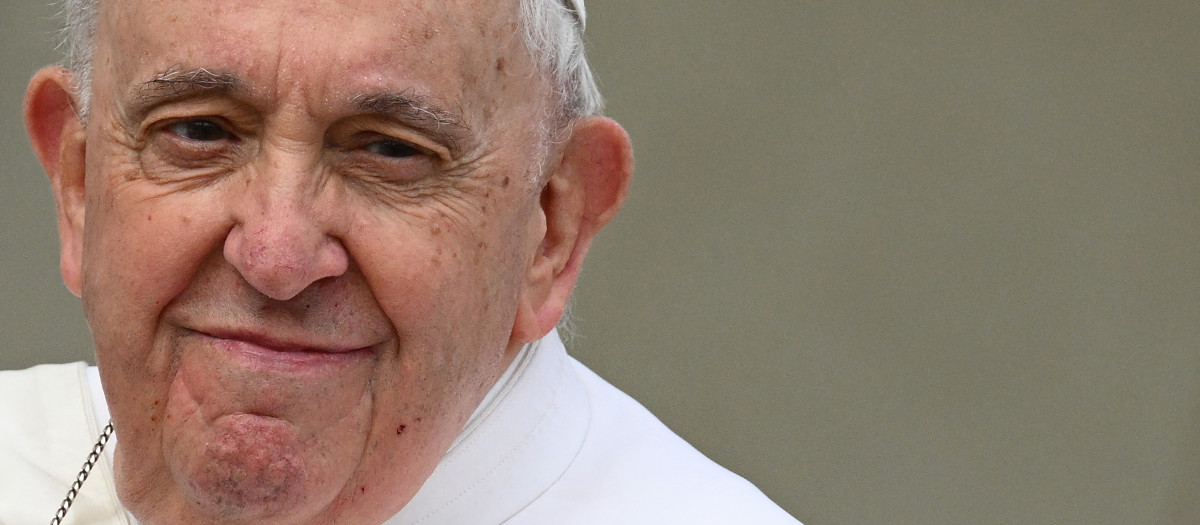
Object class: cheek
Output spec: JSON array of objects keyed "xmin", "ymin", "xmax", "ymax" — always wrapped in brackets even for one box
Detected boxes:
[
  {"xmin": 79, "ymin": 130, "xmax": 227, "ymax": 315},
  {"xmin": 83, "ymin": 190, "xmax": 226, "ymax": 322},
  {"xmin": 355, "ymin": 204, "xmax": 528, "ymax": 329},
  {"xmin": 82, "ymin": 168, "xmax": 235, "ymax": 403},
  {"xmin": 349, "ymin": 222, "xmax": 479, "ymax": 332}
]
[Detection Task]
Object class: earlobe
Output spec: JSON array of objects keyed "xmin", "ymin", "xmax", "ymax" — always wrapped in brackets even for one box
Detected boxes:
[
  {"xmin": 25, "ymin": 67, "xmax": 88, "ymax": 296},
  {"xmin": 511, "ymin": 117, "xmax": 633, "ymax": 343}
]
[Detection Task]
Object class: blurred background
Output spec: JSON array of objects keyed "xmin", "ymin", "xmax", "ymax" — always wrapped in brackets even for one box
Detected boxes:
[{"xmin": 2, "ymin": 1, "xmax": 1197, "ymax": 523}]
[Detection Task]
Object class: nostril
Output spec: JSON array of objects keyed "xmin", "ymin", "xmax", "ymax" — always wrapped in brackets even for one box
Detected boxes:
[{"xmin": 314, "ymin": 236, "xmax": 351, "ymax": 282}]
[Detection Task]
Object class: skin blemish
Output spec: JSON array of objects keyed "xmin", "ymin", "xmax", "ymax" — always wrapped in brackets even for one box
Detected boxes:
[
  {"xmin": 495, "ymin": 57, "xmax": 505, "ymax": 73},
  {"xmin": 501, "ymin": 176, "xmax": 510, "ymax": 187},
  {"xmin": 396, "ymin": 424, "xmax": 406, "ymax": 435}
]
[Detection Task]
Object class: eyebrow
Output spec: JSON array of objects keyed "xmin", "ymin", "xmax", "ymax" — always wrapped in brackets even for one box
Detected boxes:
[
  {"xmin": 125, "ymin": 67, "xmax": 245, "ymax": 125},
  {"xmin": 352, "ymin": 91, "xmax": 470, "ymax": 153}
]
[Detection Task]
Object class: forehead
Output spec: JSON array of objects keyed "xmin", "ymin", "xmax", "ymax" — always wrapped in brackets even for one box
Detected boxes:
[{"xmin": 94, "ymin": 0, "xmax": 530, "ymax": 116}]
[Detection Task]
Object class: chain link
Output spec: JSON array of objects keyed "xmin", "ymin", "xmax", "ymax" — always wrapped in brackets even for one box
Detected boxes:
[{"xmin": 50, "ymin": 420, "xmax": 114, "ymax": 525}]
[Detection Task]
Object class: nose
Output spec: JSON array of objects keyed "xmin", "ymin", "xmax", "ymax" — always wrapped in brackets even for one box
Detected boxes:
[{"xmin": 223, "ymin": 180, "xmax": 349, "ymax": 301}]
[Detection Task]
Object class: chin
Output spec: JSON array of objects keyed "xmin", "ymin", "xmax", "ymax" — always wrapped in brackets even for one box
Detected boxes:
[
  {"xmin": 176, "ymin": 415, "xmax": 313, "ymax": 520},
  {"xmin": 121, "ymin": 413, "xmax": 359, "ymax": 525}
]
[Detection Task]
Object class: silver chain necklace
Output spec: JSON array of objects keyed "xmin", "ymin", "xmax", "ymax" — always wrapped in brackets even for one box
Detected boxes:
[{"xmin": 50, "ymin": 420, "xmax": 115, "ymax": 525}]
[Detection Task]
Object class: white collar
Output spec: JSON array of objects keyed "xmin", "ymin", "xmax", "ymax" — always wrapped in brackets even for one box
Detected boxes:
[
  {"xmin": 384, "ymin": 330, "xmax": 590, "ymax": 523},
  {"xmin": 88, "ymin": 330, "xmax": 590, "ymax": 524}
]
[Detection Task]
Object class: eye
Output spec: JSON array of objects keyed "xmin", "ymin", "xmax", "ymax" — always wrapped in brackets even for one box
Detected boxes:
[
  {"xmin": 166, "ymin": 119, "xmax": 233, "ymax": 142},
  {"xmin": 364, "ymin": 139, "xmax": 421, "ymax": 159}
]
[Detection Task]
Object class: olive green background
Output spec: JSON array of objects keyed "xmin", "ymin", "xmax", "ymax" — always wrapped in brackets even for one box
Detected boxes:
[{"xmin": 2, "ymin": 1, "xmax": 1198, "ymax": 523}]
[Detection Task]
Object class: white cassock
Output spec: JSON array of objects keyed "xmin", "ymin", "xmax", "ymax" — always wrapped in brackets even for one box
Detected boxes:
[{"xmin": 0, "ymin": 331, "xmax": 800, "ymax": 524}]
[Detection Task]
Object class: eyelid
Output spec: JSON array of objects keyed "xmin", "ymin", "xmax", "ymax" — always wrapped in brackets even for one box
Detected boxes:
[
  {"xmin": 135, "ymin": 98, "xmax": 255, "ymax": 138},
  {"xmin": 359, "ymin": 134, "xmax": 436, "ymax": 157},
  {"xmin": 163, "ymin": 118, "xmax": 235, "ymax": 140},
  {"xmin": 332, "ymin": 118, "xmax": 453, "ymax": 162}
]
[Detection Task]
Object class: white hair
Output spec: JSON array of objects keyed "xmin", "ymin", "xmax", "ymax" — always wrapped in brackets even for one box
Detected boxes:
[
  {"xmin": 519, "ymin": 0, "xmax": 603, "ymax": 125},
  {"xmin": 56, "ymin": 0, "xmax": 604, "ymax": 124}
]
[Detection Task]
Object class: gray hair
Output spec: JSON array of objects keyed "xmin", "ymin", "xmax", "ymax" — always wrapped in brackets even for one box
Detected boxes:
[{"xmin": 57, "ymin": 0, "xmax": 604, "ymax": 124}]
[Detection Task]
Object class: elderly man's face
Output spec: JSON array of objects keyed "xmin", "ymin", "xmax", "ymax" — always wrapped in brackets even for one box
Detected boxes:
[{"xmin": 23, "ymin": 0, "xmax": 630, "ymax": 523}]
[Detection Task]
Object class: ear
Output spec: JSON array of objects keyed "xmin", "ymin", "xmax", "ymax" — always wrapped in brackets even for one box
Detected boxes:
[
  {"xmin": 25, "ymin": 67, "xmax": 88, "ymax": 297},
  {"xmin": 511, "ymin": 117, "xmax": 633, "ymax": 343}
]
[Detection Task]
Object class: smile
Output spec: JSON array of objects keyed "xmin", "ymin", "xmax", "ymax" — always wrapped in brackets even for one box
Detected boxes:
[{"xmin": 190, "ymin": 328, "xmax": 377, "ymax": 374}]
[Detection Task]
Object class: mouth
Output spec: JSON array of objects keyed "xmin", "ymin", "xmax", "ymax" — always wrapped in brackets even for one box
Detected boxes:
[
  {"xmin": 188, "ymin": 328, "xmax": 378, "ymax": 373},
  {"xmin": 166, "ymin": 325, "xmax": 380, "ymax": 428}
]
